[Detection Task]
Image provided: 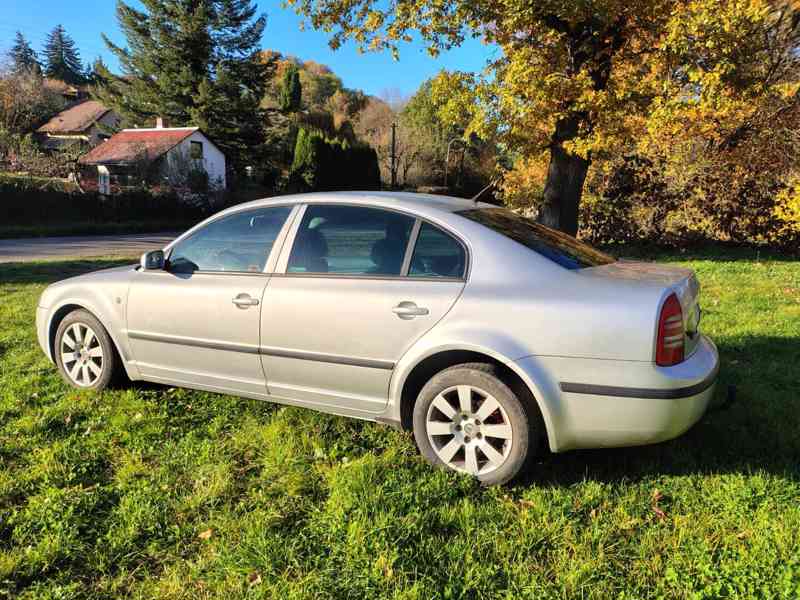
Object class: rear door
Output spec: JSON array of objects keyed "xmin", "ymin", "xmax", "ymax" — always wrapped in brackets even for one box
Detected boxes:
[
  {"xmin": 260, "ymin": 204, "xmax": 467, "ymax": 413},
  {"xmin": 126, "ymin": 205, "xmax": 295, "ymax": 396}
]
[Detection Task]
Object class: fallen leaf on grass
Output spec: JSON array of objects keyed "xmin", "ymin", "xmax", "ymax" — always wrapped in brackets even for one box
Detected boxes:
[
  {"xmin": 198, "ymin": 529, "xmax": 213, "ymax": 540},
  {"xmin": 651, "ymin": 489, "xmax": 667, "ymax": 519},
  {"xmin": 248, "ymin": 572, "xmax": 262, "ymax": 587}
]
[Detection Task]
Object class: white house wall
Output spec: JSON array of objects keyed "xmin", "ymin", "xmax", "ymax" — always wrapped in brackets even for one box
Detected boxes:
[{"xmin": 167, "ymin": 131, "xmax": 227, "ymax": 190}]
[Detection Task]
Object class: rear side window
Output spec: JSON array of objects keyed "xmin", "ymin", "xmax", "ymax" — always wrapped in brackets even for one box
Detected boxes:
[
  {"xmin": 287, "ymin": 205, "xmax": 415, "ymax": 275},
  {"xmin": 409, "ymin": 223, "xmax": 466, "ymax": 278},
  {"xmin": 168, "ymin": 206, "xmax": 292, "ymax": 273},
  {"xmin": 457, "ymin": 208, "xmax": 614, "ymax": 270}
]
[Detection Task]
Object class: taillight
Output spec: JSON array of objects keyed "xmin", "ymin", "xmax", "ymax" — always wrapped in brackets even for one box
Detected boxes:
[{"xmin": 656, "ymin": 293, "xmax": 684, "ymax": 366}]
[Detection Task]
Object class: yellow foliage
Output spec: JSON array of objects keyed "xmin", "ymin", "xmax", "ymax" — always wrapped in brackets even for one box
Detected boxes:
[
  {"xmin": 775, "ymin": 182, "xmax": 800, "ymax": 235},
  {"xmin": 499, "ymin": 154, "xmax": 549, "ymax": 210}
]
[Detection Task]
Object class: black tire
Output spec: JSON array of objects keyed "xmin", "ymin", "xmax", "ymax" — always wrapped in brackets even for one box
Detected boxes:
[
  {"xmin": 54, "ymin": 309, "xmax": 119, "ymax": 391},
  {"xmin": 412, "ymin": 362, "xmax": 540, "ymax": 486}
]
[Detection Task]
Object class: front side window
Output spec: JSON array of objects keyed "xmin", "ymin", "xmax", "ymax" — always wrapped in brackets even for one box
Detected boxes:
[
  {"xmin": 409, "ymin": 223, "xmax": 466, "ymax": 278},
  {"xmin": 287, "ymin": 205, "xmax": 415, "ymax": 276},
  {"xmin": 457, "ymin": 207, "xmax": 615, "ymax": 270},
  {"xmin": 190, "ymin": 141, "xmax": 203, "ymax": 160},
  {"xmin": 168, "ymin": 206, "xmax": 292, "ymax": 273}
]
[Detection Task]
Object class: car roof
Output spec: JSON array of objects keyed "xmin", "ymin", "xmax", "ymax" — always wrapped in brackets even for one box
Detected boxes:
[{"xmin": 228, "ymin": 191, "xmax": 496, "ymax": 220}]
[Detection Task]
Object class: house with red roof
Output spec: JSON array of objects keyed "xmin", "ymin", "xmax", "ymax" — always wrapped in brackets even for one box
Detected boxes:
[
  {"xmin": 77, "ymin": 121, "xmax": 226, "ymax": 194},
  {"xmin": 36, "ymin": 99, "xmax": 120, "ymax": 150}
]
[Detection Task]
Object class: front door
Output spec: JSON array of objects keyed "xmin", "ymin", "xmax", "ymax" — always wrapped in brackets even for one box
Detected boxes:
[
  {"xmin": 260, "ymin": 204, "xmax": 467, "ymax": 413},
  {"xmin": 126, "ymin": 205, "xmax": 294, "ymax": 396}
]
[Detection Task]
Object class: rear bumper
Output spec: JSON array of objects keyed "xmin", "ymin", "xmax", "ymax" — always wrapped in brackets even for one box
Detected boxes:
[{"xmin": 518, "ymin": 335, "xmax": 719, "ymax": 452}]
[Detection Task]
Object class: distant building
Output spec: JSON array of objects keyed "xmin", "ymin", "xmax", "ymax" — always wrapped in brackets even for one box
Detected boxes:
[
  {"xmin": 42, "ymin": 78, "xmax": 88, "ymax": 103},
  {"xmin": 36, "ymin": 100, "xmax": 119, "ymax": 150},
  {"xmin": 77, "ymin": 123, "xmax": 226, "ymax": 194}
]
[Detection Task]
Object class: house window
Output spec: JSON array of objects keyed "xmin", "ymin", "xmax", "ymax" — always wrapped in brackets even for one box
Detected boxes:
[{"xmin": 190, "ymin": 141, "xmax": 203, "ymax": 160}]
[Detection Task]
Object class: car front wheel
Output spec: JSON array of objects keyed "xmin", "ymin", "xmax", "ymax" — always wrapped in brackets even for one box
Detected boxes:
[
  {"xmin": 54, "ymin": 309, "xmax": 118, "ymax": 391},
  {"xmin": 413, "ymin": 363, "xmax": 537, "ymax": 486}
]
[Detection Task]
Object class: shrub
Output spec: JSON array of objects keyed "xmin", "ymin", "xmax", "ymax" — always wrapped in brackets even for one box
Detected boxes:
[
  {"xmin": 0, "ymin": 178, "xmax": 207, "ymax": 226},
  {"xmin": 577, "ymin": 154, "xmax": 800, "ymax": 249},
  {"xmin": 290, "ymin": 127, "xmax": 381, "ymax": 192}
]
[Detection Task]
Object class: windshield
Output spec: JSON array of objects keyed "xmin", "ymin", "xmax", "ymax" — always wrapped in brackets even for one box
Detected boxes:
[{"xmin": 457, "ymin": 207, "xmax": 615, "ymax": 270}]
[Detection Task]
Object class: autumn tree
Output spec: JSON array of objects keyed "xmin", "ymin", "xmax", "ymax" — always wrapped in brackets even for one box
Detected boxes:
[
  {"xmin": 286, "ymin": 0, "xmax": 800, "ymax": 237},
  {"xmin": 401, "ymin": 77, "xmax": 498, "ymax": 191},
  {"xmin": 94, "ymin": 0, "xmax": 269, "ymax": 173},
  {"xmin": 284, "ymin": 0, "xmax": 664, "ymax": 232},
  {"xmin": 43, "ymin": 25, "xmax": 84, "ymax": 84},
  {"xmin": 355, "ymin": 95, "xmax": 424, "ymax": 187},
  {"xmin": 0, "ymin": 69, "xmax": 63, "ymax": 134}
]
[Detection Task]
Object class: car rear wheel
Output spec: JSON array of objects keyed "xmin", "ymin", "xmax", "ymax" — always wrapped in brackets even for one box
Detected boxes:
[
  {"xmin": 55, "ymin": 309, "xmax": 118, "ymax": 391},
  {"xmin": 413, "ymin": 363, "xmax": 536, "ymax": 486}
]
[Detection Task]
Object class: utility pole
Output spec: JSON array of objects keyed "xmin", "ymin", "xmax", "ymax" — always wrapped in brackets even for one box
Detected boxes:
[
  {"xmin": 390, "ymin": 122, "xmax": 397, "ymax": 189},
  {"xmin": 444, "ymin": 137, "xmax": 463, "ymax": 190}
]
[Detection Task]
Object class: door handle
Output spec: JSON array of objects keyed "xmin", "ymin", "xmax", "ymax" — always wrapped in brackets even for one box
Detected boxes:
[
  {"xmin": 392, "ymin": 301, "xmax": 429, "ymax": 320},
  {"xmin": 232, "ymin": 293, "xmax": 259, "ymax": 308}
]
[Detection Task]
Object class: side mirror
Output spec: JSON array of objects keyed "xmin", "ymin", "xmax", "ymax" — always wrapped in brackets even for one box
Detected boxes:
[{"xmin": 140, "ymin": 250, "xmax": 165, "ymax": 271}]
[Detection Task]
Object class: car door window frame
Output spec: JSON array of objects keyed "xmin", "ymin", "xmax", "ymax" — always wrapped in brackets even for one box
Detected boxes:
[
  {"xmin": 160, "ymin": 203, "xmax": 301, "ymax": 276},
  {"xmin": 404, "ymin": 219, "xmax": 469, "ymax": 281},
  {"xmin": 274, "ymin": 203, "xmax": 470, "ymax": 282}
]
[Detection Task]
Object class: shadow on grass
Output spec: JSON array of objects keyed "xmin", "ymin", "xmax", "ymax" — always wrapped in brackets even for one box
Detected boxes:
[
  {"xmin": 522, "ymin": 334, "xmax": 800, "ymax": 488},
  {"xmin": 0, "ymin": 258, "xmax": 134, "ymax": 284}
]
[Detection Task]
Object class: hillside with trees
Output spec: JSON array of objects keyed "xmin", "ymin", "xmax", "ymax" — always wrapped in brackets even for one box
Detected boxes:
[{"xmin": 3, "ymin": 0, "xmax": 799, "ymax": 247}]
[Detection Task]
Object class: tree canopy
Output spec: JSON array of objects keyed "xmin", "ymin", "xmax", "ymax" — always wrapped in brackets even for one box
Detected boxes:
[
  {"xmin": 286, "ymin": 0, "xmax": 800, "ymax": 237},
  {"xmin": 43, "ymin": 25, "xmax": 85, "ymax": 84},
  {"xmin": 94, "ymin": 0, "xmax": 270, "ymax": 173}
]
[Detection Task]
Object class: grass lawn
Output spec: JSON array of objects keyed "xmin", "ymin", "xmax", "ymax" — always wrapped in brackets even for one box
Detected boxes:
[{"xmin": 0, "ymin": 251, "xmax": 798, "ymax": 599}]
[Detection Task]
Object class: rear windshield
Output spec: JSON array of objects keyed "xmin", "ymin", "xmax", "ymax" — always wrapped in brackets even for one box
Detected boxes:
[{"xmin": 457, "ymin": 207, "xmax": 615, "ymax": 270}]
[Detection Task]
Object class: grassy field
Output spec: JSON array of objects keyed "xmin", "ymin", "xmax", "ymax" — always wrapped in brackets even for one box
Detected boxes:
[{"xmin": 0, "ymin": 251, "xmax": 798, "ymax": 599}]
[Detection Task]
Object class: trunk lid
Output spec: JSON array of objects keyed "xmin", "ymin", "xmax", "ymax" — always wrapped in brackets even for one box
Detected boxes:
[{"xmin": 578, "ymin": 260, "xmax": 703, "ymax": 358}]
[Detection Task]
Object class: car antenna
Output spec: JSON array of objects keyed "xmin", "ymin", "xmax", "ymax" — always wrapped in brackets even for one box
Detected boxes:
[{"xmin": 471, "ymin": 180, "xmax": 500, "ymax": 206}]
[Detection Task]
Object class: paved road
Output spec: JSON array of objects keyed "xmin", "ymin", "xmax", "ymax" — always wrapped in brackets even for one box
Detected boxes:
[{"xmin": 0, "ymin": 232, "xmax": 179, "ymax": 263}]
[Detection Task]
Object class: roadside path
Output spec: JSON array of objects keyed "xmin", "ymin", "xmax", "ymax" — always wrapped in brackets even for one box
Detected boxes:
[{"xmin": 0, "ymin": 232, "xmax": 179, "ymax": 263}]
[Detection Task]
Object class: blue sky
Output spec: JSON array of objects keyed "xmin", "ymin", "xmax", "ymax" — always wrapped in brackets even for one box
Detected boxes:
[{"xmin": 1, "ymin": 0, "xmax": 496, "ymax": 97}]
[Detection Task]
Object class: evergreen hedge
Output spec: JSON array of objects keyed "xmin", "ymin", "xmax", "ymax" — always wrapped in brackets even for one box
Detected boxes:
[
  {"xmin": 0, "ymin": 180, "xmax": 206, "ymax": 226},
  {"xmin": 290, "ymin": 128, "xmax": 381, "ymax": 191}
]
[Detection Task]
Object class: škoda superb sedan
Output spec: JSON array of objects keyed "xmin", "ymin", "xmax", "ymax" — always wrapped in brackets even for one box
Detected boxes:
[{"xmin": 36, "ymin": 192, "xmax": 718, "ymax": 485}]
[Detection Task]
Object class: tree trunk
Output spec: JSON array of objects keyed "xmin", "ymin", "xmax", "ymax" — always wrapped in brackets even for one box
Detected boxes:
[{"xmin": 539, "ymin": 116, "xmax": 590, "ymax": 236}]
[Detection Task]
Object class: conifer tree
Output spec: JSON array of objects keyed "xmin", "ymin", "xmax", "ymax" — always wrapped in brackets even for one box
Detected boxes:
[
  {"xmin": 9, "ymin": 32, "xmax": 41, "ymax": 75},
  {"xmin": 43, "ymin": 25, "xmax": 84, "ymax": 84},
  {"xmin": 279, "ymin": 63, "xmax": 302, "ymax": 113},
  {"xmin": 94, "ymin": 0, "xmax": 270, "ymax": 173}
]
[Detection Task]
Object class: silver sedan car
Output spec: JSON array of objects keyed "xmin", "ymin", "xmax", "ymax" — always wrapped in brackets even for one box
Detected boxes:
[{"xmin": 36, "ymin": 192, "xmax": 719, "ymax": 485}]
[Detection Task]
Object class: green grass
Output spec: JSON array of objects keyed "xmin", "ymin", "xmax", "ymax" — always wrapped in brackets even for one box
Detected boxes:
[{"xmin": 0, "ymin": 251, "xmax": 798, "ymax": 599}]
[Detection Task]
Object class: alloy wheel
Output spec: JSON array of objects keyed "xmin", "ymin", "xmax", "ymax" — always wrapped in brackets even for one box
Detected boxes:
[
  {"xmin": 425, "ymin": 384, "xmax": 513, "ymax": 475},
  {"xmin": 60, "ymin": 322, "xmax": 104, "ymax": 387}
]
